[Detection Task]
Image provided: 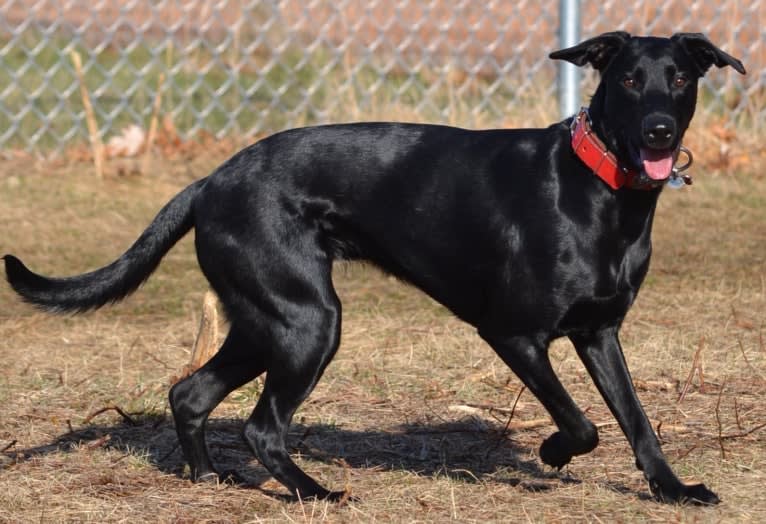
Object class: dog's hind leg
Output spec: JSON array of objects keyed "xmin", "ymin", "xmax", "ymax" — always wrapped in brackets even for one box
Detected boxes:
[
  {"xmin": 240, "ymin": 271, "xmax": 344, "ymax": 501},
  {"xmin": 169, "ymin": 325, "xmax": 266, "ymax": 482},
  {"xmin": 481, "ymin": 332, "xmax": 600, "ymax": 469},
  {"xmin": 192, "ymin": 189, "xmax": 345, "ymax": 499}
]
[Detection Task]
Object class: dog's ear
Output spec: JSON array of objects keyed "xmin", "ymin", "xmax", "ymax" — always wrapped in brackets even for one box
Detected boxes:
[
  {"xmin": 549, "ymin": 31, "xmax": 631, "ymax": 72},
  {"xmin": 671, "ymin": 33, "xmax": 746, "ymax": 75}
]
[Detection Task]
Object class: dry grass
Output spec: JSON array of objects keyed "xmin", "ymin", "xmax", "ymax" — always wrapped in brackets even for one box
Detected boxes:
[{"xmin": 0, "ymin": 138, "xmax": 764, "ymax": 523}]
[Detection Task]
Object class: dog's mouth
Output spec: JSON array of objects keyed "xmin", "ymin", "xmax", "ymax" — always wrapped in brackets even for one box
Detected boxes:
[
  {"xmin": 639, "ymin": 148, "xmax": 676, "ymax": 181},
  {"xmin": 627, "ymin": 143, "xmax": 678, "ymax": 182}
]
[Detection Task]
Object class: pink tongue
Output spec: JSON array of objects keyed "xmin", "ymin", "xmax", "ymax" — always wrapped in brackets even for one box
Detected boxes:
[{"xmin": 640, "ymin": 148, "xmax": 674, "ymax": 180}]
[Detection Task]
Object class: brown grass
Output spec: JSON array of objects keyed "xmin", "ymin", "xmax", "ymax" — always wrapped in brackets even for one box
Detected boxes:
[{"xmin": 0, "ymin": 140, "xmax": 765, "ymax": 522}]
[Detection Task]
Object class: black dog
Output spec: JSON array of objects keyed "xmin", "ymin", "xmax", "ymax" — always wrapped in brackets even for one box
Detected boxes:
[{"xmin": 4, "ymin": 32, "xmax": 745, "ymax": 504}]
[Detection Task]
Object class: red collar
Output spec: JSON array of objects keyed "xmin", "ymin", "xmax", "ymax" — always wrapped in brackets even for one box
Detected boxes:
[{"xmin": 570, "ymin": 108, "xmax": 658, "ymax": 190}]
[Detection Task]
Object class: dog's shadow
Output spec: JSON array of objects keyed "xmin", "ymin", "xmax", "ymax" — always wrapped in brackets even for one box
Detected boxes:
[{"xmin": 1, "ymin": 413, "xmax": 644, "ymax": 499}]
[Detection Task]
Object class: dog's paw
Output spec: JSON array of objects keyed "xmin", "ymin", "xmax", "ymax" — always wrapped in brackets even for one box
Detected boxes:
[
  {"xmin": 682, "ymin": 483, "xmax": 721, "ymax": 505},
  {"xmin": 649, "ymin": 479, "xmax": 720, "ymax": 505},
  {"xmin": 539, "ymin": 432, "xmax": 573, "ymax": 470}
]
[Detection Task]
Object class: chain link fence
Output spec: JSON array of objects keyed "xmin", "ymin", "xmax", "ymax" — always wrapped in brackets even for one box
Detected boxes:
[{"xmin": 0, "ymin": 0, "xmax": 763, "ymax": 153}]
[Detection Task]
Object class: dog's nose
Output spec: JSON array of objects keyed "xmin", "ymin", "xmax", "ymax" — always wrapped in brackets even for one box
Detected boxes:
[{"xmin": 642, "ymin": 115, "xmax": 676, "ymax": 149}]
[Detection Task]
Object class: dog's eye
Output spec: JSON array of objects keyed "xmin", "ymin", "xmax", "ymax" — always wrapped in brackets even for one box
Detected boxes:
[
  {"xmin": 673, "ymin": 76, "xmax": 688, "ymax": 88},
  {"xmin": 623, "ymin": 77, "xmax": 636, "ymax": 89}
]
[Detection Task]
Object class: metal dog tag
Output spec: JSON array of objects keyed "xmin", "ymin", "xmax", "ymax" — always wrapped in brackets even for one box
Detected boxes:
[
  {"xmin": 667, "ymin": 146, "xmax": 694, "ymax": 189},
  {"xmin": 667, "ymin": 172, "xmax": 685, "ymax": 189}
]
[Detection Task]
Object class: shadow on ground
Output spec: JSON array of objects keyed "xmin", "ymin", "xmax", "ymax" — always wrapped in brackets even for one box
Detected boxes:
[{"xmin": 1, "ymin": 414, "xmax": 645, "ymax": 499}]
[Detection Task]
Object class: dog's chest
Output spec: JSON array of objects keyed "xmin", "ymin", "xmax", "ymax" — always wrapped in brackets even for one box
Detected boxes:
[
  {"xmin": 485, "ymin": 211, "xmax": 655, "ymax": 336},
  {"xmin": 554, "ymin": 228, "xmax": 653, "ymax": 333}
]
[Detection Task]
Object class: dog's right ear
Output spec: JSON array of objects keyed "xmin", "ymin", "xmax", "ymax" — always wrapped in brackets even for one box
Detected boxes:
[{"xmin": 549, "ymin": 31, "xmax": 631, "ymax": 72}]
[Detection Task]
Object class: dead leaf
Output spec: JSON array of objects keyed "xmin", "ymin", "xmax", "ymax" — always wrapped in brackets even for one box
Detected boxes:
[{"xmin": 106, "ymin": 125, "xmax": 146, "ymax": 158}]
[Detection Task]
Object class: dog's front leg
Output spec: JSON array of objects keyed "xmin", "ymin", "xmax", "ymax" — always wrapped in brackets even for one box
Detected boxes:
[
  {"xmin": 481, "ymin": 332, "xmax": 599, "ymax": 469},
  {"xmin": 569, "ymin": 328, "xmax": 720, "ymax": 504}
]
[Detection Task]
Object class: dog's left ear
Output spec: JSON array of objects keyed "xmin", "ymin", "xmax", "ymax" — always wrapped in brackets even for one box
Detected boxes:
[
  {"xmin": 549, "ymin": 31, "xmax": 631, "ymax": 72},
  {"xmin": 672, "ymin": 33, "xmax": 746, "ymax": 75}
]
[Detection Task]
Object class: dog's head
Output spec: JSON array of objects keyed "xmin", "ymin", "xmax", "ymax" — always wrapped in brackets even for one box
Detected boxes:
[{"xmin": 550, "ymin": 32, "xmax": 745, "ymax": 183}]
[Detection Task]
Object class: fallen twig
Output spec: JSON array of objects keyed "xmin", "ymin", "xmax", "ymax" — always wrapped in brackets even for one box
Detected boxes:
[
  {"xmin": 333, "ymin": 458, "xmax": 354, "ymax": 507},
  {"xmin": 675, "ymin": 443, "xmax": 699, "ymax": 460},
  {"xmin": 734, "ymin": 396, "xmax": 743, "ymax": 431},
  {"xmin": 737, "ymin": 336, "xmax": 766, "ymax": 383},
  {"xmin": 83, "ymin": 434, "xmax": 111, "ymax": 449},
  {"xmin": 678, "ymin": 337, "xmax": 705, "ymax": 403},
  {"xmin": 448, "ymin": 402, "xmax": 517, "ymax": 416},
  {"xmin": 486, "ymin": 385, "xmax": 527, "ymax": 458},
  {"xmin": 82, "ymin": 405, "xmax": 138, "ymax": 426},
  {"xmin": 720, "ymin": 422, "xmax": 766, "ymax": 440},
  {"xmin": 157, "ymin": 443, "xmax": 180, "ymax": 464},
  {"xmin": 714, "ymin": 377, "xmax": 727, "ymax": 458}
]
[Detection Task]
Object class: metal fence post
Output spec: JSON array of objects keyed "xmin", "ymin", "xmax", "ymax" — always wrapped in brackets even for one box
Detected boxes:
[{"xmin": 558, "ymin": 0, "xmax": 581, "ymax": 119}]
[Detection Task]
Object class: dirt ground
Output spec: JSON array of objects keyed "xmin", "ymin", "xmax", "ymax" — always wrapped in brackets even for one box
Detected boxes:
[{"xmin": 0, "ymin": 150, "xmax": 764, "ymax": 522}]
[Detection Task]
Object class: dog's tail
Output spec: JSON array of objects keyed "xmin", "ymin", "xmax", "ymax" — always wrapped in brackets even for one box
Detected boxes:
[{"xmin": 3, "ymin": 178, "xmax": 207, "ymax": 313}]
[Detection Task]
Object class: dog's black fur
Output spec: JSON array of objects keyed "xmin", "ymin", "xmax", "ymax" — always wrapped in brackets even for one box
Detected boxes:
[{"xmin": 4, "ymin": 32, "xmax": 745, "ymax": 503}]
